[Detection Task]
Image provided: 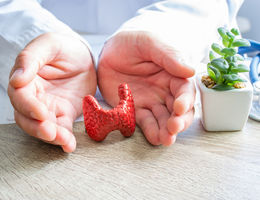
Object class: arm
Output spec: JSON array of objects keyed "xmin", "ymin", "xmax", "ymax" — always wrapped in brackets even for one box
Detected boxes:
[
  {"xmin": 2, "ymin": 0, "xmax": 97, "ymax": 152},
  {"xmin": 112, "ymin": 0, "xmax": 244, "ymax": 68},
  {"xmin": 97, "ymin": 0, "xmax": 244, "ymax": 146}
]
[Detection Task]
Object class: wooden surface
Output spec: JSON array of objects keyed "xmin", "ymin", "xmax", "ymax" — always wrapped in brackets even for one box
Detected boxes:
[{"xmin": 0, "ymin": 113, "xmax": 260, "ymax": 200}]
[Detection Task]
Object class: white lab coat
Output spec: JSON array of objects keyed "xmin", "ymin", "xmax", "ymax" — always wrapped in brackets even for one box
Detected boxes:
[{"xmin": 0, "ymin": 0, "xmax": 243, "ymax": 124}]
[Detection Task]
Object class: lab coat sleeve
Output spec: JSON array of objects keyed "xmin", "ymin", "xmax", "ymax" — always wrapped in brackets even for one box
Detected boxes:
[
  {"xmin": 0, "ymin": 0, "xmax": 93, "ymax": 91},
  {"xmin": 112, "ymin": 0, "xmax": 244, "ymax": 70}
]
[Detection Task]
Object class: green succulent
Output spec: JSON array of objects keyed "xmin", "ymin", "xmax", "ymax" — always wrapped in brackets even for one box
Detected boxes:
[{"xmin": 207, "ymin": 27, "xmax": 250, "ymax": 90}]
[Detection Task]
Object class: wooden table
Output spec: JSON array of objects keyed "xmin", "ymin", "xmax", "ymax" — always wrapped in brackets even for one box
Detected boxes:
[{"xmin": 1, "ymin": 111, "xmax": 260, "ymax": 200}]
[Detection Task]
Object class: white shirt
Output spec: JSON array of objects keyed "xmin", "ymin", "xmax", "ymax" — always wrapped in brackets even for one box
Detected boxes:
[{"xmin": 0, "ymin": 0, "xmax": 243, "ymax": 124}]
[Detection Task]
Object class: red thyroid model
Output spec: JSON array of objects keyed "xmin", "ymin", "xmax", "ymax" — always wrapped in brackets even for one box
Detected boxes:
[{"xmin": 82, "ymin": 83, "xmax": 136, "ymax": 141}]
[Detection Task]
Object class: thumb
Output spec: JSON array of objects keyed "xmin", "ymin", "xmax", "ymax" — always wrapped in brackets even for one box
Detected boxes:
[
  {"xmin": 138, "ymin": 32, "xmax": 195, "ymax": 78},
  {"xmin": 9, "ymin": 33, "xmax": 59, "ymax": 88}
]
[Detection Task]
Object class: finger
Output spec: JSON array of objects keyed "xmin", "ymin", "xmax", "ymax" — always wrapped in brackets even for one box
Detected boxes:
[
  {"xmin": 15, "ymin": 110, "xmax": 76, "ymax": 151},
  {"xmin": 136, "ymin": 108, "xmax": 160, "ymax": 145},
  {"xmin": 47, "ymin": 115, "xmax": 76, "ymax": 153},
  {"xmin": 167, "ymin": 108, "xmax": 195, "ymax": 135},
  {"xmin": 43, "ymin": 134, "xmax": 76, "ymax": 153},
  {"xmin": 57, "ymin": 115, "xmax": 74, "ymax": 132},
  {"xmin": 152, "ymin": 104, "xmax": 176, "ymax": 146},
  {"xmin": 136, "ymin": 32, "xmax": 195, "ymax": 78},
  {"xmin": 55, "ymin": 115, "xmax": 77, "ymax": 153},
  {"xmin": 62, "ymin": 138, "xmax": 76, "ymax": 153},
  {"xmin": 165, "ymin": 95, "xmax": 174, "ymax": 113},
  {"xmin": 9, "ymin": 33, "xmax": 59, "ymax": 88},
  {"xmin": 170, "ymin": 78, "xmax": 196, "ymax": 116},
  {"xmin": 8, "ymin": 84, "xmax": 49, "ymax": 121},
  {"xmin": 14, "ymin": 110, "xmax": 56, "ymax": 141}
]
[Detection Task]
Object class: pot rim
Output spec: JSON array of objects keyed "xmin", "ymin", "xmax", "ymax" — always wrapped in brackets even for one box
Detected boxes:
[{"xmin": 196, "ymin": 72, "xmax": 253, "ymax": 94}]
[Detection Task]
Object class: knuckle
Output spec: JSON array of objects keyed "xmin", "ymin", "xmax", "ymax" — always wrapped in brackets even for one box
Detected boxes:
[
  {"xmin": 17, "ymin": 48, "xmax": 33, "ymax": 59},
  {"xmin": 136, "ymin": 31, "xmax": 153, "ymax": 45},
  {"xmin": 16, "ymin": 50, "xmax": 30, "ymax": 63},
  {"xmin": 15, "ymin": 49, "xmax": 34, "ymax": 68}
]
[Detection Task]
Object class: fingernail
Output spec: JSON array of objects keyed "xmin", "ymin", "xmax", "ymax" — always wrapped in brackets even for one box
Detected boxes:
[
  {"xmin": 174, "ymin": 94, "xmax": 190, "ymax": 116},
  {"xmin": 171, "ymin": 135, "xmax": 177, "ymax": 144},
  {"xmin": 10, "ymin": 68, "xmax": 24, "ymax": 81},
  {"xmin": 61, "ymin": 128, "xmax": 72, "ymax": 145},
  {"xmin": 62, "ymin": 136, "xmax": 76, "ymax": 153},
  {"xmin": 30, "ymin": 112, "xmax": 37, "ymax": 120},
  {"xmin": 178, "ymin": 119, "xmax": 185, "ymax": 133},
  {"xmin": 168, "ymin": 118, "xmax": 185, "ymax": 135}
]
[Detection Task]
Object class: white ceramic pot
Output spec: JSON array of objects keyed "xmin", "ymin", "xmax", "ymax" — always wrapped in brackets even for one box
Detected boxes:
[{"xmin": 196, "ymin": 73, "xmax": 253, "ymax": 131}]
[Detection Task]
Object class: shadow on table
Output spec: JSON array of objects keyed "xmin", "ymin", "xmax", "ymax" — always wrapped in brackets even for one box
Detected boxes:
[
  {"xmin": 73, "ymin": 122, "xmax": 176, "ymax": 161},
  {"xmin": 0, "ymin": 123, "xmax": 70, "ymax": 179},
  {"xmin": 0, "ymin": 124, "xmax": 67, "ymax": 157}
]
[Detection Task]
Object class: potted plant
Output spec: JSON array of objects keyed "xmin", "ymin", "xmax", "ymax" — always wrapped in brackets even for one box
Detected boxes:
[{"xmin": 197, "ymin": 27, "xmax": 253, "ymax": 131}]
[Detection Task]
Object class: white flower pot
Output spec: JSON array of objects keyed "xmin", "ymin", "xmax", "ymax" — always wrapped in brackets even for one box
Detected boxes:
[{"xmin": 196, "ymin": 73, "xmax": 253, "ymax": 131}]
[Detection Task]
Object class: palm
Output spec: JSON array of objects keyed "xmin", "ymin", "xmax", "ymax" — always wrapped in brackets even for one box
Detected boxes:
[
  {"xmin": 37, "ymin": 49, "xmax": 96, "ymax": 123},
  {"xmin": 28, "ymin": 67, "xmax": 91, "ymax": 131},
  {"xmin": 98, "ymin": 32, "xmax": 195, "ymax": 145}
]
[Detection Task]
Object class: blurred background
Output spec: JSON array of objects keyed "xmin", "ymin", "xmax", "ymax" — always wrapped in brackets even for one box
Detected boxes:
[
  {"xmin": 41, "ymin": 0, "xmax": 260, "ymax": 40},
  {"xmin": 41, "ymin": 0, "xmax": 160, "ymax": 34},
  {"xmin": 238, "ymin": 0, "xmax": 260, "ymax": 41}
]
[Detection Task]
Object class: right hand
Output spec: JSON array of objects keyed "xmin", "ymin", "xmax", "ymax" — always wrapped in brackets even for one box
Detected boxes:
[
  {"xmin": 8, "ymin": 33, "xmax": 97, "ymax": 152},
  {"xmin": 98, "ymin": 31, "xmax": 196, "ymax": 146}
]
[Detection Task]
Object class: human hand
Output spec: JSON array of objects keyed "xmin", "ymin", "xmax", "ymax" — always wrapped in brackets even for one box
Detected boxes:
[
  {"xmin": 98, "ymin": 31, "xmax": 195, "ymax": 146},
  {"xmin": 8, "ymin": 33, "xmax": 97, "ymax": 152}
]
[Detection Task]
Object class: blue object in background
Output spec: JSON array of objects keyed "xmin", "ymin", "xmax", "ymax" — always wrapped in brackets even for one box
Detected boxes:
[
  {"xmin": 249, "ymin": 53, "xmax": 260, "ymax": 85},
  {"xmin": 239, "ymin": 40, "xmax": 260, "ymax": 122}
]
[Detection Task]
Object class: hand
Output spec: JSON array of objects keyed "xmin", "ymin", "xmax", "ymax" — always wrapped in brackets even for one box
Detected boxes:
[
  {"xmin": 8, "ymin": 33, "xmax": 97, "ymax": 152},
  {"xmin": 98, "ymin": 31, "xmax": 195, "ymax": 146}
]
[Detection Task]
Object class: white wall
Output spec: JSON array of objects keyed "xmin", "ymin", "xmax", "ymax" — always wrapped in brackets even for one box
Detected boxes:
[
  {"xmin": 42, "ymin": 0, "xmax": 160, "ymax": 34},
  {"xmin": 238, "ymin": 0, "xmax": 260, "ymax": 41}
]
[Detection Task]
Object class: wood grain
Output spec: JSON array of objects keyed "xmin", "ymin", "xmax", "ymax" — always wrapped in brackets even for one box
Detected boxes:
[{"xmin": 0, "ymin": 114, "xmax": 260, "ymax": 200}]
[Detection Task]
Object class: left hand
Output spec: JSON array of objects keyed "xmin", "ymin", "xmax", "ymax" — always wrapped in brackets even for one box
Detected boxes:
[
  {"xmin": 98, "ymin": 31, "xmax": 196, "ymax": 146},
  {"xmin": 8, "ymin": 33, "xmax": 97, "ymax": 152}
]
